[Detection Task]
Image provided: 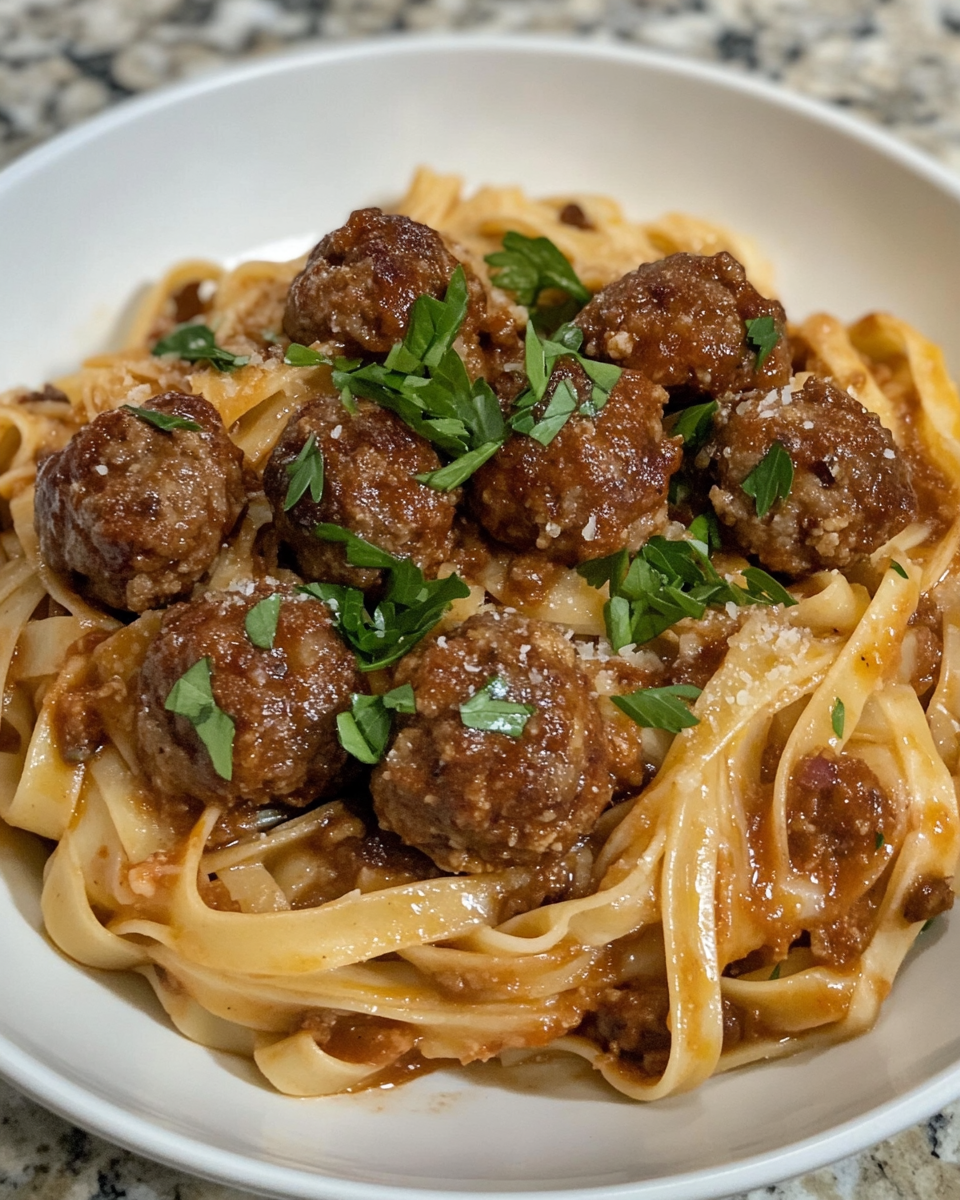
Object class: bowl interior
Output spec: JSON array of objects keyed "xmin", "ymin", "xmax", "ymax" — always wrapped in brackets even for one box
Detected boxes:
[{"xmin": 2, "ymin": 38, "xmax": 960, "ymax": 1200}]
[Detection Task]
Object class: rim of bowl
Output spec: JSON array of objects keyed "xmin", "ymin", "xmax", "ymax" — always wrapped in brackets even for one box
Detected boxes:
[{"xmin": 2, "ymin": 32, "xmax": 960, "ymax": 1200}]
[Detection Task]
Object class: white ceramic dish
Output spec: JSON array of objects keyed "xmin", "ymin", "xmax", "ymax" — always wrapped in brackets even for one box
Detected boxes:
[{"xmin": 2, "ymin": 35, "xmax": 960, "ymax": 1200}]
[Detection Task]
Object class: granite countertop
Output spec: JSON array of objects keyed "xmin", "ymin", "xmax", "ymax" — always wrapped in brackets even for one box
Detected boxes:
[{"xmin": 3, "ymin": 2, "xmax": 960, "ymax": 1198}]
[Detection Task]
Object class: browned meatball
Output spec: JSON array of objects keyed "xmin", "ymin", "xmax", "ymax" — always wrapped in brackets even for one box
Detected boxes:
[
  {"xmin": 371, "ymin": 611, "xmax": 613, "ymax": 873},
  {"xmin": 283, "ymin": 208, "xmax": 524, "ymax": 394},
  {"xmin": 469, "ymin": 359, "xmax": 680, "ymax": 564},
  {"xmin": 136, "ymin": 585, "xmax": 363, "ymax": 807},
  {"xmin": 283, "ymin": 208, "xmax": 481, "ymax": 357},
  {"xmin": 574, "ymin": 252, "xmax": 791, "ymax": 396},
  {"xmin": 35, "ymin": 392, "xmax": 245, "ymax": 613},
  {"xmin": 708, "ymin": 375, "xmax": 917, "ymax": 576},
  {"xmin": 263, "ymin": 392, "xmax": 458, "ymax": 590}
]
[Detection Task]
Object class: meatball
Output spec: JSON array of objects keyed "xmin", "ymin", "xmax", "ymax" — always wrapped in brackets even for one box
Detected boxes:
[
  {"xmin": 469, "ymin": 359, "xmax": 680, "ymax": 564},
  {"xmin": 708, "ymin": 375, "xmax": 917, "ymax": 576},
  {"xmin": 35, "ymin": 392, "xmax": 245, "ymax": 613},
  {"xmin": 283, "ymin": 208, "xmax": 524, "ymax": 394},
  {"xmin": 136, "ymin": 585, "xmax": 363, "ymax": 806},
  {"xmin": 263, "ymin": 392, "xmax": 458, "ymax": 590},
  {"xmin": 371, "ymin": 611, "xmax": 613, "ymax": 873},
  {"xmin": 573, "ymin": 252, "xmax": 791, "ymax": 396},
  {"xmin": 283, "ymin": 208, "xmax": 482, "ymax": 358}
]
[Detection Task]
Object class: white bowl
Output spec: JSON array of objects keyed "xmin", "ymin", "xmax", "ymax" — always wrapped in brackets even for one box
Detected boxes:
[{"xmin": 3, "ymin": 35, "xmax": 960, "ymax": 1200}]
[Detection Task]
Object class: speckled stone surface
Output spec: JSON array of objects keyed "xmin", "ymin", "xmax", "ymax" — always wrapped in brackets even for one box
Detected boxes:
[{"xmin": 3, "ymin": 3, "xmax": 960, "ymax": 1199}]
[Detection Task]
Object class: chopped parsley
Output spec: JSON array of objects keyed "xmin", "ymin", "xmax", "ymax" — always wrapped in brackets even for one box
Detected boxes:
[
  {"xmin": 576, "ymin": 527, "xmax": 796, "ymax": 652},
  {"xmin": 284, "ymin": 433, "xmax": 324, "ymax": 511},
  {"xmin": 769, "ymin": 962, "xmax": 782, "ymax": 981},
  {"xmin": 336, "ymin": 684, "xmax": 416, "ymax": 764},
  {"xmin": 744, "ymin": 315, "xmax": 780, "ymax": 368},
  {"xmin": 742, "ymin": 440, "xmax": 794, "ymax": 519},
  {"xmin": 329, "ymin": 266, "xmax": 506, "ymax": 490},
  {"xmin": 459, "ymin": 676, "xmax": 536, "ymax": 738},
  {"xmin": 120, "ymin": 405, "xmax": 201, "ymax": 433},
  {"xmin": 875, "ymin": 831, "xmax": 885, "ymax": 850},
  {"xmin": 688, "ymin": 511, "xmax": 722, "ymax": 555},
  {"xmin": 244, "ymin": 595, "xmax": 282, "ymax": 650},
  {"xmin": 414, "ymin": 440, "xmax": 502, "ymax": 491},
  {"xmin": 669, "ymin": 399, "xmax": 718, "ymax": 454},
  {"xmin": 299, "ymin": 526, "xmax": 470, "ymax": 671},
  {"xmin": 164, "ymin": 658, "xmax": 235, "ymax": 781},
  {"xmin": 303, "ymin": 263, "xmax": 617, "ymax": 480},
  {"xmin": 610, "ymin": 684, "xmax": 702, "ymax": 733},
  {"xmin": 484, "ymin": 231, "xmax": 590, "ymax": 328},
  {"xmin": 152, "ymin": 323, "xmax": 249, "ymax": 372},
  {"xmin": 508, "ymin": 321, "xmax": 622, "ymax": 446},
  {"xmin": 831, "ymin": 697, "xmax": 845, "ymax": 740},
  {"xmin": 284, "ymin": 343, "xmax": 360, "ymax": 372},
  {"xmin": 890, "ymin": 560, "xmax": 909, "ymax": 580}
]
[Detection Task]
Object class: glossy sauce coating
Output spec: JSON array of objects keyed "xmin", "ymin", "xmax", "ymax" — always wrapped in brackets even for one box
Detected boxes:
[
  {"xmin": 136, "ymin": 585, "xmax": 362, "ymax": 807},
  {"xmin": 786, "ymin": 752, "xmax": 897, "ymax": 965},
  {"xmin": 469, "ymin": 359, "xmax": 681, "ymax": 564},
  {"xmin": 574, "ymin": 251, "xmax": 791, "ymax": 396},
  {"xmin": 371, "ymin": 611, "xmax": 613, "ymax": 873},
  {"xmin": 35, "ymin": 392, "xmax": 245, "ymax": 612},
  {"xmin": 283, "ymin": 208, "xmax": 480, "ymax": 357},
  {"xmin": 708, "ymin": 375, "xmax": 917, "ymax": 575},
  {"xmin": 263, "ymin": 392, "xmax": 458, "ymax": 590}
]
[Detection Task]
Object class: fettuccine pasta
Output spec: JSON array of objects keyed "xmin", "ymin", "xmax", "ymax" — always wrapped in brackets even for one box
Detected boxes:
[{"xmin": 0, "ymin": 167, "xmax": 958, "ymax": 1101}]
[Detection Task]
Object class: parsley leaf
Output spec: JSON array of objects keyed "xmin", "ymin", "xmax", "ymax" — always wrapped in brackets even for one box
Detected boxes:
[
  {"xmin": 507, "ymin": 321, "xmax": 622, "ymax": 445},
  {"xmin": 285, "ymin": 343, "xmax": 330, "ymax": 367},
  {"xmin": 527, "ymin": 377, "xmax": 578, "ymax": 447},
  {"xmin": 769, "ymin": 963, "xmax": 782, "ymax": 981},
  {"xmin": 414, "ymin": 440, "xmax": 502, "ymax": 490},
  {"xmin": 459, "ymin": 676, "xmax": 536, "ymax": 737},
  {"xmin": 890, "ymin": 560, "xmax": 909, "ymax": 579},
  {"xmin": 385, "ymin": 265, "xmax": 469, "ymax": 374},
  {"xmin": 744, "ymin": 315, "xmax": 780, "ymax": 368},
  {"xmin": 284, "ymin": 433, "xmax": 324, "ymax": 511},
  {"xmin": 611, "ymin": 684, "xmax": 702, "ymax": 733},
  {"xmin": 313, "ymin": 523, "xmax": 400, "ymax": 569},
  {"xmin": 301, "ymin": 526, "xmax": 470, "ymax": 671},
  {"xmin": 382, "ymin": 682, "xmax": 417, "ymax": 713},
  {"xmin": 688, "ymin": 512, "xmax": 721, "ymax": 555},
  {"xmin": 164, "ymin": 658, "xmax": 235, "ymax": 780},
  {"xmin": 831, "ymin": 697, "xmax": 845, "ymax": 740},
  {"xmin": 670, "ymin": 400, "xmax": 718, "ymax": 452},
  {"xmin": 285, "ymin": 343, "xmax": 362, "ymax": 372},
  {"xmin": 336, "ymin": 684, "xmax": 417, "ymax": 765},
  {"xmin": 485, "ymin": 232, "xmax": 591, "ymax": 316},
  {"xmin": 121, "ymin": 405, "xmax": 201, "ymax": 433},
  {"xmin": 740, "ymin": 567, "xmax": 795, "ymax": 607},
  {"xmin": 576, "ymin": 525, "xmax": 796, "ymax": 651},
  {"xmin": 152, "ymin": 323, "xmax": 249, "ymax": 372},
  {"xmin": 244, "ymin": 595, "xmax": 282, "ymax": 650},
  {"xmin": 875, "ymin": 831, "xmax": 885, "ymax": 850},
  {"xmin": 742, "ymin": 441, "xmax": 794, "ymax": 519}
]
